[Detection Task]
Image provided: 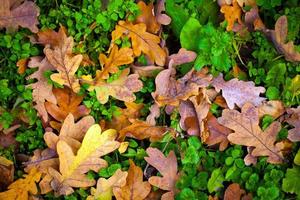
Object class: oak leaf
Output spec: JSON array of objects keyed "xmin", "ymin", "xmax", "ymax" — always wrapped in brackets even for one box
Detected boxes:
[
  {"xmin": 118, "ymin": 120, "xmax": 175, "ymax": 142},
  {"xmin": 155, "ymin": 0, "xmax": 171, "ymax": 26},
  {"xmin": 153, "ymin": 66, "xmax": 212, "ymax": 107},
  {"xmin": 44, "ymin": 114, "xmax": 95, "ymax": 151},
  {"xmin": 204, "ymin": 113, "xmax": 231, "ymax": 151},
  {"xmin": 16, "ymin": 58, "xmax": 28, "ymax": 74},
  {"xmin": 224, "ymin": 183, "xmax": 252, "ymax": 200},
  {"xmin": 0, "ymin": 0, "xmax": 39, "ymax": 33},
  {"xmin": 44, "ymin": 30, "xmax": 83, "ymax": 93},
  {"xmin": 48, "ymin": 124, "xmax": 120, "ymax": 196},
  {"xmin": 146, "ymin": 103, "xmax": 160, "ymax": 126},
  {"xmin": 0, "ymin": 168, "xmax": 41, "ymax": 200},
  {"xmin": 135, "ymin": 1, "xmax": 160, "ymax": 34},
  {"xmin": 258, "ymin": 100, "xmax": 285, "ymax": 119},
  {"xmin": 36, "ymin": 26, "xmax": 67, "ymax": 48},
  {"xmin": 113, "ymin": 160, "xmax": 151, "ymax": 200},
  {"xmin": 167, "ymin": 48, "xmax": 197, "ymax": 66},
  {"xmin": 44, "ymin": 87, "xmax": 90, "ymax": 123},
  {"xmin": 145, "ymin": 148, "xmax": 179, "ymax": 200},
  {"xmin": 218, "ymin": 103, "xmax": 284, "ymax": 164},
  {"xmin": 98, "ymin": 45, "xmax": 134, "ymax": 79},
  {"xmin": 270, "ymin": 16, "xmax": 300, "ymax": 62},
  {"xmin": 26, "ymin": 57, "xmax": 56, "ymax": 123},
  {"xmin": 87, "ymin": 169, "xmax": 128, "ymax": 200},
  {"xmin": 112, "ymin": 20, "xmax": 166, "ymax": 66},
  {"xmin": 212, "ymin": 74, "xmax": 265, "ymax": 109},
  {"xmin": 286, "ymin": 106, "xmax": 300, "ymax": 142},
  {"xmin": 85, "ymin": 68, "xmax": 143, "ymax": 104},
  {"xmin": 0, "ymin": 156, "xmax": 14, "ymax": 191},
  {"xmin": 220, "ymin": 0, "xmax": 243, "ymax": 31}
]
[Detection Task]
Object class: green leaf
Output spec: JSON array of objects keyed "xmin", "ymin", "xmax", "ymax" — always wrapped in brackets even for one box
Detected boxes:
[
  {"xmin": 266, "ymin": 86, "xmax": 280, "ymax": 100},
  {"xmin": 265, "ymin": 63, "xmax": 286, "ymax": 87},
  {"xmin": 180, "ymin": 18, "xmax": 201, "ymax": 51},
  {"xmin": 182, "ymin": 146, "xmax": 199, "ymax": 165},
  {"xmin": 207, "ymin": 168, "xmax": 224, "ymax": 193},
  {"xmin": 294, "ymin": 148, "xmax": 300, "ymax": 166},
  {"xmin": 282, "ymin": 166, "xmax": 300, "ymax": 197}
]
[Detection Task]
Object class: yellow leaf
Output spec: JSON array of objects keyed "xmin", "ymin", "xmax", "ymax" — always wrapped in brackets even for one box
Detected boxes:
[
  {"xmin": 112, "ymin": 21, "xmax": 166, "ymax": 66},
  {"xmin": 0, "ymin": 168, "xmax": 41, "ymax": 200},
  {"xmin": 118, "ymin": 142, "xmax": 129, "ymax": 154},
  {"xmin": 48, "ymin": 124, "xmax": 120, "ymax": 196},
  {"xmin": 220, "ymin": 0, "xmax": 243, "ymax": 31}
]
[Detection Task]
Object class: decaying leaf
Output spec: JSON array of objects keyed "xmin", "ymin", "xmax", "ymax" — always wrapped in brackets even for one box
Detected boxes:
[
  {"xmin": 135, "ymin": 1, "xmax": 160, "ymax": 34},
  {"xmin": 167, "ymin": 48, "xmax": 197, "ymax": 66},
  {"xmin": 0, "ymin": 156, "xmax": 14, "ymax": 191},
  {"xmin": 212, "ymin": 74, "xmax": 265, "ymax": 109},
  {"xmin": 98, "ymin": 45, "xmax": 134, "ymax": 79},
  {"xmin": 0, "ymin": 168, "xmax": 41, "ymax": 200},
  {"xmin": 48, "ymin": 124, "xmax": 120, "ymax": 196},
  {"xmin": 218, "ymin": 103, "xmax": 284, "ymax": 164},
  {"xmin": 85, "ymin": 68, "xmax": 143, "ymax": 104},
  {"xmin": 0, "ymin": 131, "xmax": 17, "ymax": 149},
  {"xmin": 113, "ymin": 160, "xmax": 151, "ymax": 200},
  {"xmin": 204, "ymin": 113, "xmax": 231, "ymax": 151},
  {"xmin": 286, "ymin": 106, "xmax": 300, "ymax": 142},
  {"xmin": 155, "ymin": 0, "xmax": 171, "ymax": 26},
  {"xmin": 145, "ymin": 148, "xmax": 179, "ymax": 200},
  {"xmin": 26, "ymin": 57, "xmax": 56, "ymax": 123},
  {"xmin": 87, "ymin": 169, "xmax": 128, "ymax": 200},
  {"xmin": 258, "ymin": 100, "xmax": 285, "ymax": 119},
  {"xmin": 270, "ymin": 16, "xmax": 300, "ymax": 62},
  {"xmin": 112, "ymin": 20, "xmax": 166, "ymax": 66},
  {"xmin": 44, "ymin": 29, "xmax": 83, "ymax": 92},
  {"xmin": 131, "ymin": 65, "xmax": 164, "ymax": 77},
  {"xmin": 0, "ymin": 0, "xmax": 40, "ymax": 33},
  {"xmin": 118, "ymin": 120, "xmax": 175, "ymax": 142},
  {"xmin": 220, "ymin": 0, "xmax": 243, "ymax": 31},
  {"xmin": 45, "ymin": 87, "xmax": 90, "ymax": 123},
  {"xmin": 146, "ymin": 103, "xmax": 160, "ymax": 126},
  {"xmin": 44, "ymin": 114, "xmax": 95, "ymax": 151},
  {"xmin": 224, "ymin": 183, "xmax": 252, "ymax": 200},
  {"xmin": 16, "ymin": 58, "xmax": 28, "ymax": 74},
  {"xmin": 153, "ymin": 66, "xmax": 212, "ymax": 107}
]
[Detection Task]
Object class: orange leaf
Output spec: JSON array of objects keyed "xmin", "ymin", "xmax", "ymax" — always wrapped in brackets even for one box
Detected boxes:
[
  {"xmin": 224, "ymin": 183, "xmax": 252, "ymax": 200},
  {"xmin": 98, "ymin": 45, "xmax": 134, "ymax": 79},
  {"xmin": 0, "ymin": 156, "xmax": 14, "ymax": 191},
  {"xmin": 113, "ymin": 160, "xmax": 151, "ymax": 200},
  {"xmin": 220, "ymin": 0, "xmax": 243, "ymax": 31},
  {"xmin": 112, "ymin": 20, "xmax": 166, "ymax": 66},
  {"xmin": 16, "ymin": 58, "xmax": 28, "ymax": 74},
  {"xmin": 135, "ymin": 1, "xmax": 160, "ymax": 34},
  {"xmin": 37, "ymin": 26, "xmax": 66, "ymax": 47}
]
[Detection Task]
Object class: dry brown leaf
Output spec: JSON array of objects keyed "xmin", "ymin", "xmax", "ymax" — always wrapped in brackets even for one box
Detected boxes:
[
  {"xmin": 218, "ymin": 103, "xmax": 284, "ymax": 164},
  {"xmin": 0, "ymin": 0, "xmax": 39, "ymax": 33},
  {"xmin": 0, "ymin": 168, "xmax": 41, "ymax": 200},
  {"xmin": 118, "ymin": 120, "xmax": 175, "ymax": 142},
  {"xmin": 131, "ymin": 65, "xmax": 164, "ymax": 77},
  {"xmin": 26, "ymin": 57, "xmax": 56, "ymax": 123},
  {"xmin": 0, "ymin": 131, "xmax": 18, "ymax": 149},
  {"xmin": 224, "ymin": 183, "xmax": 252, "ymax": 200},
  {"xmin": 155, "ymin": 0, "xmax": 171, "ymax": 26},
  {"xmin": 87, "ymin": 169, "xmax": 128, "ymax": 200},
  {"xmin": 45, "ymin": 87, "xmax": 90, "ymax": 123},
  {"xmin": 205, "ymin": 113, "xmax": 231, "ymax": 151},
  {"xmin": 98, "ymin": 45, "xmax": 134, "ymax": 79},
  {"xmin": 286, "ymin": 106, "xmax": 300, "ymax": 142},
  {"xmin": 113, "ymin": 160, "xmax": 151, "ymax": 200},
  {"xmin": 146, "ymin": 103, "xmax": 160, "ymax": 126},
  {"xmin": 84, "ymin": 68, "xmax": 143, "ymax": 104},
  {"xmin": 220, "ymin": 0, "xmax": 243, "ymax": 31},
  {"xmin": 135, "ymin": 1, "xmax": 160, "ymax": 34},
  {"xmin": 48, "ymin": 125, "xmax": 120, "ymax": 196},
  {"xmin": 44, "ymin": 30, "xmax": 83, "ymax": 92},
  {"xmin": 244, "ymin": 7, "xmax": 266, "ymax": 31},
  {"xmin": 37, "ymin": 26, "xmax": 66, "ymax": 47},
  {"xmin": 44, "ymin": 114, "xmax": 95, "ymax": 151},
  {"xmin": 258, "ymin": 100, "xmax": 285, "ymax": 119},
  {"xmin": 112, "ymin": 20, "xmax": 166, "ymax": 66},
  {"xmin": 167, "ymin": 48, "xmax": 197, "ymax": 66},
  {"xmin": 145, "ymin": 148, "xmax": 179, "ymax": 200},
  {"xmin": 153, "ymin": 66, "xmax": 212, "ymax": 107},
  {"xmin": 16, "ymin": 58, "xmax": 28, "ymax": 74},
  {"xmin": 0, "ymin": 156, "xmax": 14, "ymax": 191},
  {"xmin": 212, "ymin": 74, "xmax": 265, "ymax": 109}
]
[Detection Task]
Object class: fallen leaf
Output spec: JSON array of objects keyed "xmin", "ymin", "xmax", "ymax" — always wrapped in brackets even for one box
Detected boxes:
[
  {"xmin": 48, "ymin": 124, "xmax": 120, "ymax": 196},
  {"xmin": 153, "ymin": 65, "xmax": 212, "ymax": 107},
  {"xmin": 45, "ymin": 87, "xmax": 90, "ymax": 123},
  {"xmin": 16, "ymin": 58, "xmax": 28, "ymax": 74},
  {"xmin": 224, "ymin": 183, "xmax": 252, "ymax": 200},
  {"xmin": 44, "ymin": 114, "xmax": 95, "ymax": 151},
  {"xmin": 98, "ymin": 45, "xmax": 134, "ymax": 79},
  {"xmin": 112, "ymin": 20, "xmax": 166, "ymax": 66},
  {"xmin": 118, "ymin": 120, "xmax": 174, "ymax": 142},
  {"xmin": 212, "ymin": 74, "xmax": 265, "ymax": 109},
  {"xmin": 87, "ymin": 169, "xmax": 128, "ymax": 200},
  {"xmin": 37, "ymin": 26, "xmax": 66, "ymax": 47},
  {"xmin": 26, "ymin": 57, "xmax": 56, "ymax": 123},
  {"xmin": 286, "ymin": 106, "xmax": 300, "ymax": 142},
  {"xmin": 135, "ymin": 1, "xmax": 160, "ymax": 34},
  {"xmin": 0, "ymin": 156, "xmax": 14, "ymax": 191},
  {"xmin": 113, "ymin": 160, "xmax": 151, "ymax": 200},
  {"xmin": 155, "ymin": 0, "xmax": 171, "ymax": 26},
  {"xmin": 244, "ymin": 7, "xmax": 265, "ymax": 31},
  {"xmin": 145, "ymin": 147, "xmax": 179, "ymax": 200},
  {"xmin": 270, "ymin": 16, "xmax": 300, "ymax": 62},
  {"xmin": 0, "ymin": 131, "xmax": 17, "ymax": 148},
  {"xmin": 220, "ymin": 0, "xmax": 243, "ymax": 31},
  {"xmin": 85, "ymin": 68, "xmax": 143, "ymax": 104},
  {"xmin": 205, "ymin": 113, "xmax": 231, "ymax": 151},
  {"xmin": 0, "ymin": 168, "xmax": 41, "ymax": 200},
  {"xmin": 44, "ymin": 30, "xmax": 83, "ymax": 92},
  {"xmin": 218, "ymin": 103, "xmax": 284, "ymax": 164},
  {"xmin": 146, "ymin": 103, "xmax": 160, "ymax": 125},
  {"xmin": 258, "ymin": 100, "xmax": 285, "ymax": 119},
  {"xmin": 0, "ymin": 0, "xmax": 39, "ymax": 33},
  {"xmin": 131, "ymin": 65, "xmax": 164, "ymax": 77},
  {"xmin": 167, "ymin": 48, "xmax": 197, "ymax": 66}
]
